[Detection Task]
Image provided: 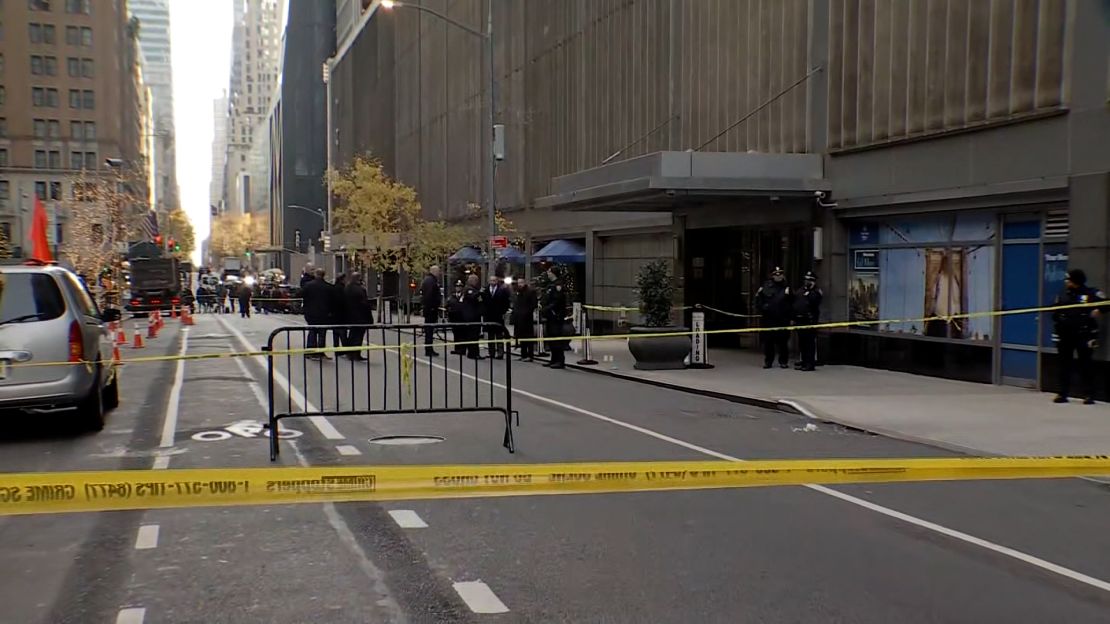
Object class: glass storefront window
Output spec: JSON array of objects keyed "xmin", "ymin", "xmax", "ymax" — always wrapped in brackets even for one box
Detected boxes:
[{"xmin": 849, "ymin": 213, "xmax": 996, "ymax": 342}]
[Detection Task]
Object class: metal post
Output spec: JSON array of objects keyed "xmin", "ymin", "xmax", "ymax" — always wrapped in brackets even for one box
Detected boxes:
[{"xmin": 484, "ymin": 0, "xmax": 497, "ymax": 279}]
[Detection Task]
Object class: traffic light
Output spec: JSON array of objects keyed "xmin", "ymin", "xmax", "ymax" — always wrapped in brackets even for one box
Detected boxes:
[
  {"xmin": 167, "ymin": 238, "xmax": 175, "ymax": 252},
  {"xmin": 245, "ymin": 250, "xmax": 253, "ymax": 258},
  {"xmin": 154, "ymin": 235, "xmax": 163, "ymax": 246},
  {"xmin": 173, "ymin": 241, "xmax": 181, "ymax": 253}
]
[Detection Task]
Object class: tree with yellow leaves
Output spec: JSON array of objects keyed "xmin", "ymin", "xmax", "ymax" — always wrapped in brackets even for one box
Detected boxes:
[
  {"xmin": 209, "ymin": 213, "xmax": 268, "ymax": 267},
  {"xmin": 328, "ymin": 155, "xmax": 475, "ymax": 272},
  {"xmin": 162, "ymin": 208, "xmax": 196, "ymax": 259}
]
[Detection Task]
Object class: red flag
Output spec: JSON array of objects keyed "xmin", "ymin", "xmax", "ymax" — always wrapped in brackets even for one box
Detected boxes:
[{"xmin": 30, "ymin": 196, "xmax": 53, "ymax": 262}]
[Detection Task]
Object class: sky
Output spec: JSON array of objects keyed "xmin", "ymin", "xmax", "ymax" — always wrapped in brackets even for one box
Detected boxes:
[{"xmin": 170, "ymin": 0, "xmax": 233, "ymax": 266}]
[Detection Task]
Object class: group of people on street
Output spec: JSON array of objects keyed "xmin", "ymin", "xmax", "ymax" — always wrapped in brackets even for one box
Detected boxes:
[
  {"xmin": 195, "ymin": 280, "xmax": 253, "ymax": 317},
  {"xmin": 755, "ymin": 267, "xmax": 824, "ymax": 371},
  {"xmin": 423, "ymin": 266, "xmax": 568, "ymax": 368},
  {"xmin": 299, "ymin": 264, "xmax": 374, "ymax": 360}
]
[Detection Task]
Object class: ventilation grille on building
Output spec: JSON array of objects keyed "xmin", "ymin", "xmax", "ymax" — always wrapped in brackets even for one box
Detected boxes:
[{"xmin": 1044, "ymin": 212, "xmax": 1069, "ymax": 238}]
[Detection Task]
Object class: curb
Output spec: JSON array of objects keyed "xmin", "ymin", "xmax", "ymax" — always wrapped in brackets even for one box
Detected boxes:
[{"xmin": 561, "ymin": 356, "xmax": 1110, "ymax": 488}]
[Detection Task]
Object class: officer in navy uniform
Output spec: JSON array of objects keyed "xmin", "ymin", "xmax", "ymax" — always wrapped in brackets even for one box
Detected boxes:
[
  {"xmin": 755, "ymin": 267, "xmax": 793, "ymax": 368},
  {"xmin": 793, "ymin": 271, "xmax": 823, "ymax": 371},
  {"xmin": 1051, "ymin": 268, "xmax": 1104, "ymax": 404}
]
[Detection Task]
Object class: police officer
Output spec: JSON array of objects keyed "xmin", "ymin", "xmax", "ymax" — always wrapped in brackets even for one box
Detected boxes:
[
  {"xmin": 446, "ymin": 280, "xmax": 466, "ymax": 355},
  {"xmin": 541, "ymin": 268, "xmax": 569, "ymax": 369},
  {"xmin": 755, "ymin": 267, "xmax": 793, "ymax": 369},
  {"xmin": 1052, "ymin": 268, "xmax": 1104, "ymax": 404},
  {"xmin": 793, "ymin": 271, "xmax": 823, "ymax": 371}
]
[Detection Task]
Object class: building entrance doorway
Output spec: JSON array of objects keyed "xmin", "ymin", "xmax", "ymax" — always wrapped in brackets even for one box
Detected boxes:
[{"xmin": 685, "ymin": 225, "xmax": 812, "ymax": 348}]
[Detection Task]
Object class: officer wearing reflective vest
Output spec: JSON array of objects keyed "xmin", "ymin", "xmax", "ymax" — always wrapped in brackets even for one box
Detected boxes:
[
  {"xmin": 1051, "ymin": 268, "xmax": 1104, "ymax": 404},
  {"xmin": 792, "ymin": 271, "xmax": 823, "ymax": 372}
]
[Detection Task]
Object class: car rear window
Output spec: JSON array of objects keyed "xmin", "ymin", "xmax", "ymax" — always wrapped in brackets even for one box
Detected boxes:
[{"xmin": 0, "ymin": 272, "xmax": 66, "ymax": 323}]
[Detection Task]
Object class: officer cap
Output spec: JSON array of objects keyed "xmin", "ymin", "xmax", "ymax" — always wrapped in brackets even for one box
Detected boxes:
[
  {"xmin": 1066, "ymin": 269, "xmax": 1086, "ymax": 285},
  {"xmin": 771, "ymin": 266, "xmax": 784, "ymax": 276},
  {"xmin": 804, "ymin": 271, "xmax": 818, "ymax": 281}
]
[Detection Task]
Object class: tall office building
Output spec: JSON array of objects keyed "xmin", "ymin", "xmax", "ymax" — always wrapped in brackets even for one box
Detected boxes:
[
  {"xmin": 221, "ymin": 0, "xmax": 283, "ymax": 217},
  {"xmin": 0, "ymin": 0, "xmax": 149, "ymax": 256},
  {"xmin": 209, "ymin": 94, "xmax": 228, "ymax": 215},
  {"xmin": 127, "ymin": 0, "xmax": 178, "ymax": 217}
]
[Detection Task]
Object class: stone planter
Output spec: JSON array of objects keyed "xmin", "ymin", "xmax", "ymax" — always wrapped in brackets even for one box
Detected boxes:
[{"xmin": 628, "ymin": 326, "xmax": 690, "ymax": 370}]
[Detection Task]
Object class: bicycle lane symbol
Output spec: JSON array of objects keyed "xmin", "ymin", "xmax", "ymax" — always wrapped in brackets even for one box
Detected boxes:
[{"xmin": 191, "ymin": 420, "xmax": 303, "ymax": 442}]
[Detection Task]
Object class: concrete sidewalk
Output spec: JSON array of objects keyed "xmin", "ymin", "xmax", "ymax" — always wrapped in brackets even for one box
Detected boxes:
[{"xmin": 556, "ymin": 334, "xmax": 1110, "ymax": 458}]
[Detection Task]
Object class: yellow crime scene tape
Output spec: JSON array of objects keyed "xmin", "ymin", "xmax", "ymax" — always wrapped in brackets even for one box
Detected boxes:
[
  {"xmin": 7, "ymin": 300, "xmax": 1106, "ymax": 369},
  {"xmin": 1, "ymin": 456, "xmax": 1108, "ymax": 517}
]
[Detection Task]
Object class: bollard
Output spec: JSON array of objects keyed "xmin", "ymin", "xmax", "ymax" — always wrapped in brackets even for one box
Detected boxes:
[{"xmin": 576, "ymin": 306, "xmax": 597, "ymax": 365}]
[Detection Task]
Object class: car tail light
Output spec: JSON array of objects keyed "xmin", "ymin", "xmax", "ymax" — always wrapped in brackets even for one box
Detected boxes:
[
  {"xmin": 171, "ymin": 296, "xmax": 181, "ymax": 305},
  {"xmin": 68, "ymin": 320, "xmax": 84, "ymax": 363},
  {"xmin": 130, "ymin": 299, "xmax": 141, "ymax": 306}
]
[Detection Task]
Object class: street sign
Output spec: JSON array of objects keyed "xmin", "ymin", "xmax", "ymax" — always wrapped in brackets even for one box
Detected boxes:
[
  {"xmin": 489, "ymin": 235, "xmax": 509, "ymax": 249},
  {"xmin": 322, "ymin": 234, "xmax": 332, "ymax": 252}
]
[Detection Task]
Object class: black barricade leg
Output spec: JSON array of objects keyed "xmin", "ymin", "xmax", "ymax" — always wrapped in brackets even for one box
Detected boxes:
[
  {"xmin": 503, "ymin": 327, "xmax": 516, "ymax": 452},
  {"xmin": 265, "ymin": 345, "xmax": 278, "ymax": 460},
  {"xmin": 286, "ymin": 333, "xmax": 293, "ymax": 419}
]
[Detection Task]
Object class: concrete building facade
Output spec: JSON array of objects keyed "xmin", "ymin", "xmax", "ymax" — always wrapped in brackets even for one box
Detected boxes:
[
  {"xmin": 209, "ymin": 94, "xmax": 228, "ymax": 215},
  {"xmin": 127, "ymin": 0, "xmax": 178, "ymax": 218},
  {"xmin": 0, "ymin": 0, "xmax": 149, "ymax": 256},
  {"xmin": 220, "ymin": 0, "xmax": 283, "ymax": 217},
  {"xmin": 330, "ymin": 0, "xmax": 1110, "ymax": 397}
]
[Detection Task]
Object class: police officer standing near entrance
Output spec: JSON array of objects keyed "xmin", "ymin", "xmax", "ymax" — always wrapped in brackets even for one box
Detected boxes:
[
  {"xmin": 542, "ymin": 268, "xmax": 569, "ymax": 369},
  {"xmin": 1052, "ymin": 268, "xmax": 1104, "ymax": 404},
  {"xmin": 755, "ymin": 267, "xmax": 793, "ymax": 369},
  {"xmin": 793, "ymin": 271, "xmax": 823, "ymax": 372}
]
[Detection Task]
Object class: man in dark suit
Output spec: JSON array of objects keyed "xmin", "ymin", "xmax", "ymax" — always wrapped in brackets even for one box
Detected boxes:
[
  {"xmin": 420, "ymin": 265, "xmax": 442, "ymax": 356},
  {"xmin": 344, "ymin": 271, "xmax": 373, "ymax": 361},
  {"xmin": 511, "ymin": 277, "xmax": 538, "ymax": 361},
  {"xmin": 300, "ymin": 268, "xmax": 332, "ymax": 360},
  {"xmin": 483, "ymin": 275, "xmax": 511, "ymax": 359},
  {"xmin": 460, "ymin": 274, "xmax": 486, "ymax": 359}
]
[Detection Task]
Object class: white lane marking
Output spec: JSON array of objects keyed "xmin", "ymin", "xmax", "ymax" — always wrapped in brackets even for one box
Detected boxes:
[
  {"xmin": 158, "ymin": 328, "xmax": 189, "ymax": 451},
  {"xmin": 135, "ymin": 524, "xmax": 159, "ymax": 550},
  {"xmin": 452, "ymin": 581, "xmax": 509, "ymax": 614},
  {"xmin": 388, "ymin": 509, "xmax": 428, "ymax": 529},
  {"xmin": 218, "ymin": 316, "xmax": 345, "ymax": 440},
  {"xmin": 410, "ymin": 350, "xmax": 1110, "ymax": 595},
  {"xmin": 235, "ymin": 340, "xmax": 403, "ymax": 620},
  {"xmin": 152, "ymin": 455, "xmax": 171, "ymax": 470},
  {"xmin": 115, "ymin": 608, "xmax": 146, "ymax": 624},
  {"xmin": 336, "ymin": 444, "xmax": 362, "ymax": 456}
]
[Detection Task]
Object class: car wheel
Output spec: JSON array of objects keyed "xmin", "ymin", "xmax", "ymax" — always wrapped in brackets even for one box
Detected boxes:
[
  {"xmin": 102, "ymin": 369, "xmax": 120, "ymax": 410},
  {"xmin": 78, "ymin": 367, "xmax": 106, "ymax": 432}
]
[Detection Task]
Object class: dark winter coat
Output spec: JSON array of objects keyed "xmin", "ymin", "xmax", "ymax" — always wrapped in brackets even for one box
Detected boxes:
[
  {"xmin": 755, "ymin": 280, "xmax": 792, "ymax": 326},
  {"xmin": 1053, "ymin": 285, "xmax": 1104, "ymax": 340},
  {"xmin": 344, "ymin": 282, "xmax": 373, "ymax": 324},
  {"xmin": 792, "ymin": 285, "xmax": 823, "ymax": 324},
  {"xmin": 511, "ymin": 286, "xmax": 538, "ymax": 337},
  {"xmin": 300, "ymin": 277, "xmax": 333, "ymax": 324},
  {"xmin": 483, "ymin": 284, "xmax": 511, "ymax": 322},
  {"xmin": 420, "ymin": 274, "xmax": 441, "ymax": 316}
]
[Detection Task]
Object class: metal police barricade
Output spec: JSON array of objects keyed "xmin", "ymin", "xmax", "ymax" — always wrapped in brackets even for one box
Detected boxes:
[{"xmin": 262, "ymin": 322, "xmax": 518, "ymax": 460}]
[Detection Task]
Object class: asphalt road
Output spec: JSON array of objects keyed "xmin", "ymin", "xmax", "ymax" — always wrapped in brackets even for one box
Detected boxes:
[{"xmin": 1, "ymin": 311, "xmax": 1109, "ymax": 623}]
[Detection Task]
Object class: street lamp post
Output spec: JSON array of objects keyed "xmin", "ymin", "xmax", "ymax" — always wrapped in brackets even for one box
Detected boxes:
[{"xmin": 380, "ymin": 0, "xmax": 497, "ymax": 278}]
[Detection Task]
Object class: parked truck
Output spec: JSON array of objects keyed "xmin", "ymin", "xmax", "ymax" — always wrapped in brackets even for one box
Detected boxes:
[
  {"xmin": 221, "ymin": 257, "xmax": 242, "ymax": 281},
  {"xmin": 126, "ymin": 256, "xmax": 184, "ymax": 315}
]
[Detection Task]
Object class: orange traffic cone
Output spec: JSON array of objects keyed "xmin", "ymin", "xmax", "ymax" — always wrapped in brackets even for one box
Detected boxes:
[
  {"xmin": 182, "ymin": 307, "xmax": 194, "ymax": 326},
  {"xmin": 147, "ymin": 318, "xmax": 157, "ymax": 339},
  {"xmin": 171, "ymin": 306, "xmax": 178, "ymax": 319},
  {"xmin": 116, "ymin": 326, "xmax": 128, "ymax": 345},
  {"xmin": 133, "ymin": 328, "xmax": 144, "ymax": 349},
  {"xmin": 112, "ymin": 345, "xmax": 122, "ymax": 363}
]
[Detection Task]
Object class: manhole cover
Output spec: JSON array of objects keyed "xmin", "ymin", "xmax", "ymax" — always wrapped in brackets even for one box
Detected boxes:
[{"xmin": 369, "ymin": 435, "xmax": 445, "ymax": 446}]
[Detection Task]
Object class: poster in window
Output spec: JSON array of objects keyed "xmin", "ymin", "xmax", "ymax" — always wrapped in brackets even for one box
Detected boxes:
[{"xmin": 849, "ymin": 272, "xmax": 880, "ymax": 322}]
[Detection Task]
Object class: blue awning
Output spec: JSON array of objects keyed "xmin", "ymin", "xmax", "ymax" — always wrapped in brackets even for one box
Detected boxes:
[
  {"xmin": 497, "ymin": 246, "xmax": 527, "ymax": 262},
  {"xmin": 448, "ymin": 246, "xmax": 486, "ymax": 263},
  {"xmin": 533, "ymin": 239, "xmax": 586, "ymax": 263}
]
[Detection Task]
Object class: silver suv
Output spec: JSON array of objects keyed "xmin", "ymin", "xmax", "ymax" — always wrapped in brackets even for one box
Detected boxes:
[{"xmin": 0, "ymin": 262, "xmax": 122, "ymax": 430}]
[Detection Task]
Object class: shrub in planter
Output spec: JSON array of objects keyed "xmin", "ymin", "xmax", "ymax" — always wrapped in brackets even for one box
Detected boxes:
[{"xmin": 628, "ymin": 259, "xmax": 690, "ymax": 370}]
